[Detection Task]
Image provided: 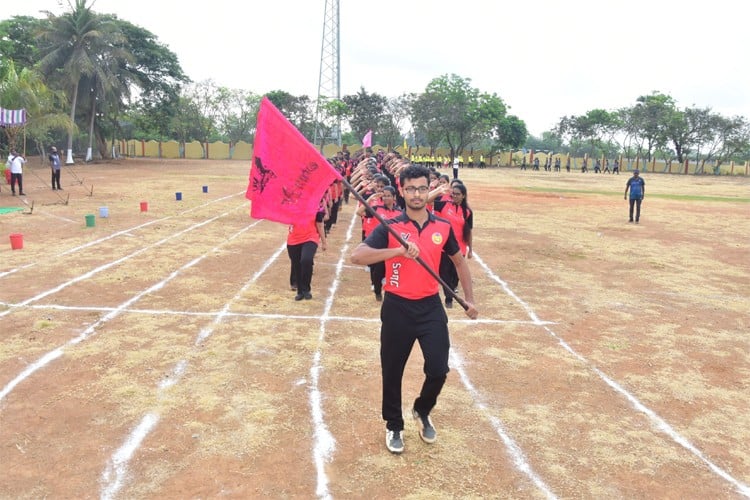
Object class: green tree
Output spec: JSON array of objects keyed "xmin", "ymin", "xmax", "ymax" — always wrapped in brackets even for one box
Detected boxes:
[
  {"xmin": 215, "ymin": 86, "xmax": 260, "ymax": 144},
  {"xmin": 37, "ymin": 0, "xmax": 124, "ymax": 163},
  {"xmin": 266, "ymin": 90, "xmax": 314, "ymax": 138},
  {"xmin": 410, "ymin": 74, "xmax": 509, "ymax": 159},
  {"xmin": 342, "ymin": 87, "xmax": 387, "ymax": 141},
  {"xmin": 0, "ymin": 59, "xmax": 72, "ymax": 154},
  {"xmin": 111, "ymin": 17, "xmax": 188, "ymax": 143},
  {"xmin": 379, "ymin": 95, "xmax": 411, "ymax": 150},
  {"xmin": 491, "ymin": 115, "xmax": 527, "ymax": 152},
  {"xmin": 557, "ymin": 108, "xmax": 619, "ymax": 158},
  {"xmin": 0, "ymin": 16, "xmax": 45, "ymax": 71},
  {"xmin": 629, "ymin": 92, "xmax": 676, "ymax": 160}
]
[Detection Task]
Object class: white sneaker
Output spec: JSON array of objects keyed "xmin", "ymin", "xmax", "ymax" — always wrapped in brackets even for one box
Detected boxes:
[{"xmin": 385, "ymin": 429, "xmax": 404, "ymax": 454}]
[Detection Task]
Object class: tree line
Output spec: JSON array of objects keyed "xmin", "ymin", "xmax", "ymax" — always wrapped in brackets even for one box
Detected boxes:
[{"xmin": 2, "ymin": 0, "xmax": 748, "ymax": 169}]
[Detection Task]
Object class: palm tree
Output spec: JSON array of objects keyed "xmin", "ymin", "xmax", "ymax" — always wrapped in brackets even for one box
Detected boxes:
[
  {"xmin": 37, "ymin": 0, "xmax": 123, "ymax": 164},
  {"xmin": 80, "ymin": 42, "xmax": 137, "ymax": 161},
  {"xmin": 0, "ymin": 59, "xmax": 72, "ymax": 154}
]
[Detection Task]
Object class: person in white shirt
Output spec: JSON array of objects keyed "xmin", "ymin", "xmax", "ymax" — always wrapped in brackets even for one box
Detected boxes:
[{"xmin": 7, "ymin": 149, "xmax": 27, "ymax": 196}]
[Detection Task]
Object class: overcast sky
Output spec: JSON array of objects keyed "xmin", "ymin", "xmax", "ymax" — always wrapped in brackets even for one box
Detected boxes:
[{"xmin": 12, "ymin": 0, "xmax": 750, "ymax": 137}]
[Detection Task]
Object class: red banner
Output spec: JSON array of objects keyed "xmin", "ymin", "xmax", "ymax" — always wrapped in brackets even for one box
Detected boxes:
[{"xmin": 246, "ymin": 97, "xmax": 341, "ymax": 224}]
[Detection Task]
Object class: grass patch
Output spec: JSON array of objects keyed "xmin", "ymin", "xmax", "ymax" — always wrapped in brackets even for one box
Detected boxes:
[{"xmin": 520, "ymin": 186, "xmax": 750, "ymax": 202}]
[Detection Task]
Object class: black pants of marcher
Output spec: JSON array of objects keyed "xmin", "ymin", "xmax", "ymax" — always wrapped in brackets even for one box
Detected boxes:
[
  {"xmin": 51, "ymin": 168, "xmax": 61, "ymax": 189},
  {"xmin": 629, "ymin": 198, "xmax": 642, "ymax": 221},
  {"xmin": 325, "ymin": 199, "xmax": 340, "ymax": 233},
  {"xmin": 439, "ymin": 252, "xmax": 459, "ymax": 304},
  {"xmin": 380, "ymin": 292, "xmax": 449, "ymax": 432},
  {"xmin": 287, "ymin": 241, "xmax": 318, "ymax": 293},
  {"xmin": 10, "ymin": 173, "xmax": 23, "ymax": 194},
  {"xmin": 370, "ymin": 261, "xmax": 385, "ymax": 294}
]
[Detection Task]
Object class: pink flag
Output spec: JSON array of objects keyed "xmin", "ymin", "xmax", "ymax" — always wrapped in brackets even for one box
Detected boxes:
[
  {"xmin": 246, "ymin": 97, "xmax": 342, "ymax": 224},
  {"xmin": 362, "ymin": 129, "xmax": 372, "ymax": 148}
]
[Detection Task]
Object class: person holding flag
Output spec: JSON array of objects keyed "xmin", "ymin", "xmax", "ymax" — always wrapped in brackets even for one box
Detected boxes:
[
  {"xmin": 246, "ymin": 97, "xmax": 341, "ymax": 296},
  {"xmin": 287, "ymin": 200, "xmax": 327, "ymax": 300},
  {"xmin": 351, "ymin": 163, "xmax": 478, "ymax": 455}
]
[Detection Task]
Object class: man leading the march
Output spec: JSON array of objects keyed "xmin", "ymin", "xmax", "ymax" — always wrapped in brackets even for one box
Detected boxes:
[{"xmin": 351, "ymin": 163, "xmax": 478, "ymax": 455}]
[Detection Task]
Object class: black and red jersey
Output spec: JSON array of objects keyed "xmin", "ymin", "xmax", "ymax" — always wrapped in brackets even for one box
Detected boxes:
[{"xmin": 364, "ymin": 212, "xmax": 460, "ymax": 299}]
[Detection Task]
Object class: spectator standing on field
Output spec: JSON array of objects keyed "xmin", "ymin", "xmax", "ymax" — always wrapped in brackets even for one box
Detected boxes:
[
  {"xmin": 624, "ymin": 169, "xmax": 645, "ymax": 223},
  {"xmin": 49, "ymin": 146, "xmax": 62, "ymax": 190},
  {"xmin": 6, "ymin": 148, "xmax": 26, "ymax": 196}
]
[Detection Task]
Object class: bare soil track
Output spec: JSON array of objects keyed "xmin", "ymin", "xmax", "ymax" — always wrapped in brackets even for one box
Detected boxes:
[{"xmin": 0, "ymin": 158, "xmax": 748, "ymax": 499}]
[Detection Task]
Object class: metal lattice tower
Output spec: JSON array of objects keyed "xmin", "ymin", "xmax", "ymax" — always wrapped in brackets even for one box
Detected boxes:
[{"xmin": 313, "ymin": 0, "xmax": 341, "ymax": 148}]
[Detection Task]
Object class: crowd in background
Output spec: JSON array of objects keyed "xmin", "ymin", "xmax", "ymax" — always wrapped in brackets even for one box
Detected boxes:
[{"xmin": 286, "ymin": 146, "xmax": 473, "ymax": 308}]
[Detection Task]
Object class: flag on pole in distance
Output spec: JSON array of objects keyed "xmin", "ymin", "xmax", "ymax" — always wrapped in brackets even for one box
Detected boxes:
[
  {"xmin": 362, "ymin": 129, "xmax": 372, "ymax": 148},
  {"xmin": 246, "ymin": 97, "xmax": 342, "ymax": 224},
  {"xmin": 0, "ymin": 107, "xmax": 27, "ymax": 126}
]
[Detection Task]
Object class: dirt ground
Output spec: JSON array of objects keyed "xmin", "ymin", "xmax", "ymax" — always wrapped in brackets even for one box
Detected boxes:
[{"xmin": 0, "ymin": 158, "xmax": 748, "ymax": 499}]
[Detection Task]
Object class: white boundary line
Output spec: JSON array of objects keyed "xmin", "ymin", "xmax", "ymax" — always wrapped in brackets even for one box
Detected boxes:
[
  {"xmin": 100, "ymin": 241, "xmax": 286, "ymax": 499},
  {"xmin": 471, "ymin": 252, "xmax": 750, "ymax": 498},
  {"xmin": 0, "ymin": 203, "xmax": 245, "ymax": 318},
  {"xmin": 0, "ymin": 192, "xmax": 244, "ymax": 280},
  {"xmin": 309, "ymin": 211, "xmax": 360, "ymax": 499},
  {"xmin": 0, "ymin": 218, "xmax": 259, "ymax": 403},
  {"xmin": 451, "ymin": 349, "xmax": 557, "ymax": 499},
  {"xmin": 0, "ymin": 301, "xmax": 551, "ymax": 325},
  {"xmin": 1, "ymin": 200, "xmax": 747, "ymax": 498}
]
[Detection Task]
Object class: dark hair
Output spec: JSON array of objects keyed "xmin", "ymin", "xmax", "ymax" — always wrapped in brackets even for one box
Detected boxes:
[
  {"xmin": 382, "ymin": 185, "xmax": 396, "ymax": 196},
  {"xmin": 374, "ymin": 174, "xmax": 390, "ymax": 186},
  {"xmin": 451, "ymin": 183, "xmax": 472, "ymax": 243},
  {"xmin": 399, "ymin": 163, "xmax": 429, "ymax": 186}
]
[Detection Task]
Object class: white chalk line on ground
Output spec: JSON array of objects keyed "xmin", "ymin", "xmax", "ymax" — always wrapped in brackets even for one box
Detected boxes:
[
  {"xmin": 0, "ymin": 202, "xmax": 246, "ymax": 319},
  {"xmin": 100, "ymin": 240, "xmax": 285, "ymax": 500},
  {"xmin": 471, "ymin": 252, "xmax": 750, "ymax": 498},
  {"xmin": 0, "ymin": 216, "xmax": 259, "ymax": 403},
  {"xmin": 0, "ymin": 191, "xmax": 244, "ymax": 280},
  {"xmin": 5, "ymin": 199, "xmax": 744, "ymax": 497},
  {"xmin": 309, "ymin": 211, "xmax": 360, "ymax": 500},
  {"xmin": 0, "ymin": 302, "xmax": 552, "ymax": 325},
  {"xmin": 450, "ymin": 349, "xmax": 557, "ymax": 500}
]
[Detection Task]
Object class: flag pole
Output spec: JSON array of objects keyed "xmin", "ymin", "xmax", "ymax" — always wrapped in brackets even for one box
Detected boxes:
[{"xmin": 343, "ymin": 176, "xmax": 469, "ymax": 311}]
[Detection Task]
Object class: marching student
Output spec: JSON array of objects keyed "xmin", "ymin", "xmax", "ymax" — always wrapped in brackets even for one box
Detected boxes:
[{"xmin": 351, "ymin": 164, "xmax": 478, "ymax": 455}]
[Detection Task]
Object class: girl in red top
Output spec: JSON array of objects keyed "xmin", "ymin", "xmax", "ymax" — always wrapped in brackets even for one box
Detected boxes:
[
  {"xmin": 287, "ymin": 203, "xmax": 327, "ymax": 301},
  {"xmin": 433, "ymin": 182, "xmax": 473, "ymax": 308},
  {"xmin": 356, "ymin": 186, "xmax": 402, "ymax": 301}
]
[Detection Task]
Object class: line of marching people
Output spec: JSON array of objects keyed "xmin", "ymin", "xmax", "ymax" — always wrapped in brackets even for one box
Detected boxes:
[
  {"xmin": 348, "ymin": 150, "xmax": 473, "ymax": 309},
  {"xmin": 285, "ymin": 147, "xmax": 479, "ymax": 454},
  {"xmin": 285, "ymin": 147, "xmax": 473, "ymax": 309}
]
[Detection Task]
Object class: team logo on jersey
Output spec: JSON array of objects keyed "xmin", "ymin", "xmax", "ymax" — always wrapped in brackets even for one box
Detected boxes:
[
  {"xmin": 431, "ymin": 232, "xmax": 443, "ymax": 244},
  {"xmin": 400, "ymin": 232, "xmax": 410, "ymax": 241}
]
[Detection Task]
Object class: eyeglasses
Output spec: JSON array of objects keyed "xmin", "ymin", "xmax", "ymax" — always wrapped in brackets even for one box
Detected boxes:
[{"xmin": 403, "ymin": 186, "xmax": 429, "ymax": 194}]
